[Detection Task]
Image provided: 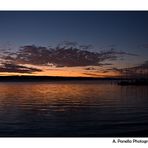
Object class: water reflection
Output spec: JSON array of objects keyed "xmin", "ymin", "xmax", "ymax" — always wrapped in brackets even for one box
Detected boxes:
[{"xmin": 0, "ymin": 81, "xmax": 147, "ymax": 136}]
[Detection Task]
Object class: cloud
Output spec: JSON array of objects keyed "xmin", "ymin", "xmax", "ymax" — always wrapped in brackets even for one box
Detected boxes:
[
  {"xmin": 0, "ymin": 42, "xmax": 138, "ymax": 69},
  {"xmin": 139, "ymin": 60, "xmax": 148, "ymax": 68},
  {"xmin": 85, "ymin": 67, "xmax": 97, "ymax": 70},
  {"xmin": 57, "ymin": 41, "xmax": 94, "ymax": 51},
  {"xmin": 99, "ymin": 48, "xmax": 138, "ymax": 57},
  {"xmin": 83, "ymin": 72, "xmax": 103, "ymax": 77},
  {"xmin": 84, "ymin": 63, "xmax": 112, "ymax": 71},
  {"xmin": 108, "ymin": 60, "xmax": 148, "ymax": 78},
  {"xmin": 0, "ymin": 63, "xmax": 42, "ymax": 73},
  {"xmin": 141, "ymin": 44, "xmax": 148, "ymax": 48}
]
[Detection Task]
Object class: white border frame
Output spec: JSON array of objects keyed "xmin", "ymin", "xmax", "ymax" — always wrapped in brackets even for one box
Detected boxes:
[{"xmin": 0, "ymin": 0, "xmax": 147, "ymax": 10}]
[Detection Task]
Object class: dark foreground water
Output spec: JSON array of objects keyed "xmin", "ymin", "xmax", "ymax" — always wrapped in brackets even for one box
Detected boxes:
[{"xmin": 0, "ymin": 80, "xmax": 148, "ymax": 137}]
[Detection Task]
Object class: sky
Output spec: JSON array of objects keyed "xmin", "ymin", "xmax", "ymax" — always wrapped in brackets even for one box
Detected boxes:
[{"xmin": 0, "ymin": 11, "xmax": 148, "ymax": 77}]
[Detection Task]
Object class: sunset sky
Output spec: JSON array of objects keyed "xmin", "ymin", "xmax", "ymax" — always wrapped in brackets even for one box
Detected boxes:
[{"xmin": 0, "ymin": 11, "xmax": 148, "ymax": 77}]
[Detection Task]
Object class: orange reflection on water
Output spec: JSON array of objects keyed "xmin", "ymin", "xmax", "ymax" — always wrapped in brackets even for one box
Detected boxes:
[{"xmin": 0, "ymin": 81, "xmax": 122, "ymax": 111}]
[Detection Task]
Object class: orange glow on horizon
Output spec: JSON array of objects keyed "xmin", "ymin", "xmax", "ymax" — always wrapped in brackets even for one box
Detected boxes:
[{"xmin": 0, "ymin": 64, "xmax": 120, "ymax": 78}]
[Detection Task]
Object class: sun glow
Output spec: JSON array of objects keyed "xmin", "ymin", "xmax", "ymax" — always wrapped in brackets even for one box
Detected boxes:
[{"xmin": 0, "ymin": 63, "xmax": 120, "ymax": 78}]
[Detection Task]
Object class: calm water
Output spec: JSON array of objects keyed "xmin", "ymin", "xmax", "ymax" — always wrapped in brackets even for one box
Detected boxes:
[{"xmin": 0, "ymin": 80, "xmax": 148, "ymax": 137}]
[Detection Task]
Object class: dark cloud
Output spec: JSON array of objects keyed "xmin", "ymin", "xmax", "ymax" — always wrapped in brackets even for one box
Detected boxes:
[
  {"xmin": 101, "ymin": 70, "xmax": 110, "ymax": 73},
  {"xmin": 109, "ymin": 60, "xmax": 148, "ymax": 78},
  {"xmin": 1, "ymin": 43, "xmax": 138, "ymax": 67},
  {"xmin": 99, "ymin": 48, "xmax": 138, "ymax": 57},
  {"xmin": 85, "ymin": 67, "xmax": 97, "ymax": 71},
  {"xmin": 99, "ymin": 63, "xmax": 113, "ymax": 66},
  {"xmin": 57, "ymin": 41, "xmax": 93, "ymax": 51},
  {"xmin": 14, "ymin": 45, "xmax": 51, "ymax": 65},
  {"xmin": 141, "ymin": 44, "xmax": 148, "ymax": 48},
  {"xmin": 140, "ymin": 60, "xmax": 148, "ymax": 68},
  {"xmin": 85, "ymin": 63, "xmax": 112, "ymax": 71},
  {"xmin": 83, "ymin": 73, "xmax": 102, "ymax": 77},
  {"xmin": 57, "ymin": 41, "xmax": 79, "ymax": 49},
  {"xmin": 0, "ymin": 63, "xmax": 42, "ymax": 73}
]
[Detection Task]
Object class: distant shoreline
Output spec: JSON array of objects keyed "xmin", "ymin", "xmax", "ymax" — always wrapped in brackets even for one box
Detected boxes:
[
  {"xmin": 0, "ymin": 76, "xmax": 123, "ymax": 82},
  {"xmin": 0, "ymin": 76, "xmax": 147, "ymax": 86}
]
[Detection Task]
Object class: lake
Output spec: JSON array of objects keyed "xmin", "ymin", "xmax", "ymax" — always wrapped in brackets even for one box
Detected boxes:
[{"xmin": 0, "ymin": 80, "xmax": 148, "ymax": 137}]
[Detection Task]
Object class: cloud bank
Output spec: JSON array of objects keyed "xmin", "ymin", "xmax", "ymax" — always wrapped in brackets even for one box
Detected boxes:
[
  {"xmin": 0, "ymin": 63, "xmax": 42, "ymax": 73},
  {"xmin": 0, "ymin": 42, "xmax": 138, "ymax": 75}
]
